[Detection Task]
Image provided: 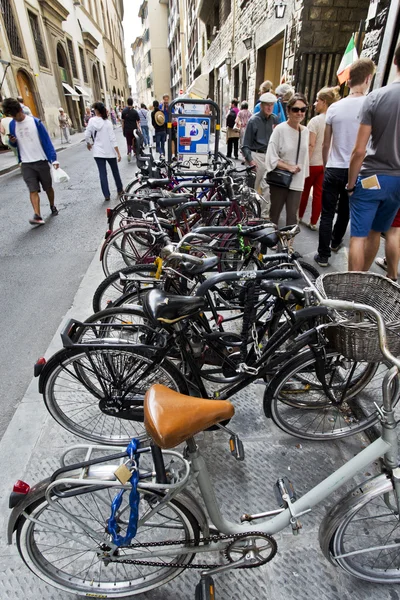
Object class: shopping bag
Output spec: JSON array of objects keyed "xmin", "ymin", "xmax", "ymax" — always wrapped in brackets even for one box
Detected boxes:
[{"xmin": 52, "ymin": 166, "xmax": 70, "ymax": 184}]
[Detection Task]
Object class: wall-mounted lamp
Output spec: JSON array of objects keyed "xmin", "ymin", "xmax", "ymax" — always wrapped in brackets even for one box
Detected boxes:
[
  {"xmin": 274, "ymin": 0, "xmax": 286, "ymax": 18},
  {"xmin": 225, "ymin": 52, "xmax": 232, "ymax": 67},
  {"xmin": 243, "ymin": 36, "xmax": 252, "ymax": 51}
]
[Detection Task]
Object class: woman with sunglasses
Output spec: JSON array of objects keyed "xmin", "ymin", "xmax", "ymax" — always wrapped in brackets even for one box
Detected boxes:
[{"xmin": 265, "ymin": 93, "xmax": 310, "ymax": 226}]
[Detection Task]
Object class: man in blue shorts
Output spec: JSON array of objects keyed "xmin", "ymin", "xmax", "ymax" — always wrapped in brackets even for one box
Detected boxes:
[{"xmin": 347, "ymin": 44, "xmax": 400, "ymax": 276}]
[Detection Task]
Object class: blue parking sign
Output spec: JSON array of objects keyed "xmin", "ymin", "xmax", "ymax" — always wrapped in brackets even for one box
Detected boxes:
[{"xmin": 178, "ymin": 117, "xmax": 210, "ymax": 154}]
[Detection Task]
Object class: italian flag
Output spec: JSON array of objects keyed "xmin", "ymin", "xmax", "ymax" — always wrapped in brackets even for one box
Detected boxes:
[{"xmin": 337, "ymin": 35, "xmax": 359, "ymax": 85}]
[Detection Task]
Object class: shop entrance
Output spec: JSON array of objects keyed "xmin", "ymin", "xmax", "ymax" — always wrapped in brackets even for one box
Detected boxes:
[
  {"xmin": 255, "ymin": 35, "xmax": 284, "ymax": 102},
  {"xmin": 17, "ymin": 70, "xmax": 39, "ymax": 116}
]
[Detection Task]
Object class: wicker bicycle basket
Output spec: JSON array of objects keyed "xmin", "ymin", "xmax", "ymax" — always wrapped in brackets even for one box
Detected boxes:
[{"xmin": 315, "ymin": 272, "xmax": 400, "ymax": 362}]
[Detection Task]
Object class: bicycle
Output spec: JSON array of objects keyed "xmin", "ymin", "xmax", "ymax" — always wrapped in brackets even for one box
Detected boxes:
[{"xmin": 10, "ymin": 289, "xmax": 400, "ymax": 597}]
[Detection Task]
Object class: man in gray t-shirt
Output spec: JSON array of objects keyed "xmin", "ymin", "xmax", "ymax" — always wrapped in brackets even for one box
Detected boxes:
[{"xmin": 348, "ymin": 44, "xmax": 400, "ymax": 279}]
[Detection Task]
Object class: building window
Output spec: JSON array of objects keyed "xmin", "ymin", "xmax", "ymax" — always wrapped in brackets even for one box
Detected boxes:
[
  {"xmin": 28, "ymin": 11, "xmax": 48, "ymax": 68},
  {"xmin": 79, "ymin": 46, "xmax": 88, "ymax": 82},
  {"xmin": 67, "ymin": 39, "xmax": 78, "ymax": 79},
  {"xmin": 0, "ymin": 0, "xmax": 23, "ymax": 57},
  {"xmin": 143, "ymin": 28, "xmax": 149, "ymax": 43},
  {"xmin": 103, "ymin": 65, "xmax": 108, "ymax": 90},
  {"xmin": 146, "ymin": 50, "xmax": 151, "ymax": 66}
]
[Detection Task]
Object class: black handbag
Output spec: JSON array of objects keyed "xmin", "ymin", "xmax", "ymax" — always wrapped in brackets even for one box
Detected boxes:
[{"xmin": 266, "ymin": 129, "xmax": 301, "ymax": 189}]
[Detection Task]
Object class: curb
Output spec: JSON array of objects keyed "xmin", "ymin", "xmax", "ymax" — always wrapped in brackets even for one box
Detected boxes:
[{"xmin": 0, "ymin": 137, "xmax": 86, "ymax": 177}]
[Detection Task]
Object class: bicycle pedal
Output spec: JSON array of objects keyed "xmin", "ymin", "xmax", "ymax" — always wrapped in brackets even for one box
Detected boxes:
[
  {"xmin": 229, "ymin": 434, "xmax": 245, "ymax": 461},
  {"xmin": 195, "ymin": 575, "xmax": 216, "ymax": 600},
  {"xmin": 274, "ymin": 477, "xmax": 296, "ymax": 508}
]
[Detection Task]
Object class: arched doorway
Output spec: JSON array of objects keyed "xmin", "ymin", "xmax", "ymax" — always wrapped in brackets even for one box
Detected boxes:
[
  {"xmin": 17, "ymin": 70, "xmax": 39, "ymax": 116},
  {"xmin": 92, "ymin": 65, "xmax": 101, "ymax": 102},
  {"xmin": 57, "ymin": 43, "xmax": 80, "ymax": 130}
]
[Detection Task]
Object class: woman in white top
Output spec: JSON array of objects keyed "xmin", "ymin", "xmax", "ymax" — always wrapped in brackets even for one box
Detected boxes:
[
  {"xmin": 298, "ymin": 86, "xmax": 340, "ymax": 229},
  {"xmin": 85, "ymin": 102, "xmax": 123, "ymax": 201},
  {"xmin": 266, "ymin": 93, "xmax": 310, "ymax": 226}
]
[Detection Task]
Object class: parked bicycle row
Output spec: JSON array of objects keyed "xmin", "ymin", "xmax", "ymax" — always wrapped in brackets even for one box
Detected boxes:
[{"xmin": 8, "ymin": 153, "xmax": 400, "ymax": 599}]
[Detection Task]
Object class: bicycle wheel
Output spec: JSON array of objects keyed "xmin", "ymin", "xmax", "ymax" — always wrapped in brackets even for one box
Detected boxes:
[
  {"xmin": 108, "ymin": 198, "xmax": 151, "ymax": 230},
  {"xmin": 43, "ymin": 346, "xmax": 188, "ymax": 444},
  {"xmin": 102, "ymin": 226, "xmax": 161, "ymax": 277},
  {"xmin": 263, "ymin": 349, "xmax": 399, "ymax": 440},
  {"xmin": 17, "ymin": 487, "xmax": 200, "ymax": 597},
  {"xmin": 326, "ymin": 475, "xmax": 400, "ymax": 583},
  {"xmin": 93, "ymin": 264, "xmax": 157, "ymax": 313}
]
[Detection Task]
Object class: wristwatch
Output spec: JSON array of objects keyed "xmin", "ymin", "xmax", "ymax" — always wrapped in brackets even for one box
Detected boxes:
[{"xmin": 345, "ymin": 184, "xmax": 356, "ymax": 193}]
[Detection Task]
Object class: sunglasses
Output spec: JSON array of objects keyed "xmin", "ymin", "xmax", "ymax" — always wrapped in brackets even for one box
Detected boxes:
[{"xmin": 290, "ymin": 106, "xmax": 308, "ymax": 113}]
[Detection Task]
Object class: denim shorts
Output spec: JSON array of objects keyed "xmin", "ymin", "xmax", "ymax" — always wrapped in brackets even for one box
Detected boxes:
[{"xmin": 350, "ymin": 174, "xmax": 400, "ymax": 237}]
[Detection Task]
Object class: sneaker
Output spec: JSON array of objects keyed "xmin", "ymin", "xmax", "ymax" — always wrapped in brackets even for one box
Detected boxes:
[
  {"xmin": 375, "ymin": 257, "xmax": 387, "ymax": 271},
  {"xmin": 331, "ymin": 243, "xmax": 343, "ymax": 253},
  {"xmin": 127, "ymin": 153, "xmax": 131, "ymax": 163},
  {"xmin": 29, "ymin": 214, "xmax": 45, "ymax": 225},
  {"xmin": 314, "ymin": 253, "xmax": 329, "ymax": 267},
  {"xmin": 307, "ymin": 223, "xmax": 317, "ymax": 231},
  {"xmin": 104, "ymin": 197, "xmax": 110, "ymax": 202},
  {"xmin": 50, "ymin": 205, "xmax": 58, "ymax": 216}
]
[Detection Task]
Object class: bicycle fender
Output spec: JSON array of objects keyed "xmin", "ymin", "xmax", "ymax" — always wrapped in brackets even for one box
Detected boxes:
[
  {"xmin": 8, "ymin": 477, "xmax": 51, "ymax": 544},
  {"xmin": 37, "ymin": 348, "xmax": 75, "ymax": 394},
  {"xmin": 319, "ymin": 473, "xmax": 390, "ymax": 565}
]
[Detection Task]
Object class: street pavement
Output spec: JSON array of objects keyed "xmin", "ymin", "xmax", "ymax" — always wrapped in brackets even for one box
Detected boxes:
[{"xmin": 0, "ymin": 136, "xmax": 394, "ymax": 600}]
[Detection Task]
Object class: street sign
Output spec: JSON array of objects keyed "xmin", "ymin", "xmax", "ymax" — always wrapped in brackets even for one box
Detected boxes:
[{"xmin": 177, "ymin": 116, "xmax": 210, "ymax": 154}]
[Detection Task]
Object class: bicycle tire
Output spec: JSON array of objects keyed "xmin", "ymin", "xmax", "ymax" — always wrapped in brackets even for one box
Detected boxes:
[
  {"xmin": 42, "ymin": 346, "xmax": 188, "ymax": 444},
  {"xmin": 108, "ymin": 198, "xmax": 151, "ymax": 231},
  {"xmin": 325, "ymin": 474, "xmax": 400, "ymax": 583},
  {"xmin": 102, "ymin": 226, "xmax": 161, "ymax": 277},
  {"xmin": 17, "ymin": 487, "xmax": 200, "ymax": 597},
  {"xmin": 263, "ymin": 349, "xmax": 398, "ymax": 440},
  {"xmin": 92, "ymin": 264, "xmax": 157, "ymax": 313}
]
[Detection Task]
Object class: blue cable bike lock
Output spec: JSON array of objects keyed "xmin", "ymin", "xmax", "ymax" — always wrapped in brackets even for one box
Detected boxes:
[{"xmin": 107, "ymin": 438, "xmax": 141, "ymax": 547}]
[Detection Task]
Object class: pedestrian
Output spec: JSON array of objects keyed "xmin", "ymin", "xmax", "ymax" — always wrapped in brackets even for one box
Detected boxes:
[
  {"xmin": 110, "ymin": 107, "xmax": 117, "ymax": 128},
  {"xmin": 226, "ymin": 100, "xmax": 240, "ymax": 159},
  {"xmin": 83, "ymin": 106, "xmax": 92, "ymax": 127},
  {"xmin": 242, "ymin": 92, "xmax": 278, "ymax": 217},
  {"xmin": 159, "ymin": 94, "xmax": 170, "ymax": 125},
  {"xmin": 2, "ymin": 97, "xmax": 60, "ymax": 225},
  {"xmin": 121, "ymin": 97, "xmax": 140, "ymax": 162},
  {"xmin": 17, "ymin": 95, "xmax": 32, "ymax": 116},
  {"xmin": 138, "ymin": 103, "xmax": 150, "ymax": 146},
  {"xmin": 0, "ymin": 110, "xmax": 18, "ymax": 162},
  {"xmin": 314, "ymin": 57, "xmax": 376, "ymax": 267},
  {"xmin": 235, "ymin": 101, "xmax": 252, "ymax": 150},
  {"xmin": 151, "ymin": 100, "xmax": 166, "ymax": 156},
  {"xmin": 266, "ymin": 93, "xmax": 310, "ymax": 226},
  {"xmin": 58, "ymin": 107, "xmax": 71, "ymax": 145},
  {"xmin": 253, "ymin": 81, "xmax": 273, "ymax": 114},
  {"xmin": 298, "ymin": 86, "xmax": 340, "ymax": 230},
  {"xmin": 85, "ymin": 101, "xmax": 123, "ymax": 202},
  {"xmin": 148, "ymin": 104, "xmax": 155, "ymax": 147},
  {"xmin": 273, "ymin": 83, "xmax": 294, "ymax": 124},
  {"xmin": 347, "ymin": 46, "xmax": 400, "ymax": 278},
  {"xmin": 375, "ymin": 209, "xmax": 400, "ymax": 281}
]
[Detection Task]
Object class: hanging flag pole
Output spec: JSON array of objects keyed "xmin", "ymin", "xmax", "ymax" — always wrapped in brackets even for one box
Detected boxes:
[{"xmin": 337, "ymin": 34, "xmax": 359, "ymax": 85}]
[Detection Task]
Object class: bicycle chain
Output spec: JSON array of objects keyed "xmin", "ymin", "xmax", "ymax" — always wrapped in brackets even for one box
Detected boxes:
[{"xmin": 111, "ymin": 531, "xmax": 271, "ymax": 570}]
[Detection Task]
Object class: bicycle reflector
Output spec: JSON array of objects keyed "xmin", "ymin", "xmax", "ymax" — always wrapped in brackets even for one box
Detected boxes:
[
  {"xmin": 9, "ymin": 480, "xmax": 30, "ymax": 509},
  {"xmin": 106, "ymin": 208, "xmax": 113, "ymax": 220},
  {"xmin": 34, "ymin": 356, "xmax": 46, "ymax": 377},
  {"xmin": 105, "ymin": 229, "xmax": 112, "ymax": 240}
]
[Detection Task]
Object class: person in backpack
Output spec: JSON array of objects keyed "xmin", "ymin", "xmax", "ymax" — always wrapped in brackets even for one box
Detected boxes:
[
  {"xmin": 121, "ymin": 97, "xmax": 140, "ymax": 162},
  {"xmin": 138, "ymin": 103, "xmax": 150, "ymax": 146},
  {"xmin": 151, "ymin": 100, "xmax": 166, "ymax": 156},
  {"xmin": 226, "ymin": 99, "xmax": 240, "ymax": 159},
  {"xmin": 85, "ymin": 102, "xmax": 123, "ymax": 202},
  {"xmin": 2, "ymin": 97, "xmax": 60, "ymax": 226}
]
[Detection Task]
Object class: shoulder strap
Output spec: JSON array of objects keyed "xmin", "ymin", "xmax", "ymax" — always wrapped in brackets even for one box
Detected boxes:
[{"xmin": 295, "ymin": 129, "xmax": 301, "ymax": 164}]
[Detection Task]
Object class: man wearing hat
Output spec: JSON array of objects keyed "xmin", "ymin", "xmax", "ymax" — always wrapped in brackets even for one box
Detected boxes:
[
  {"xmin": 58, "ymin": 107, "xmax": 71, "ymax": 145},
  {"xmin": 242, "ymin": 92, "xmax": 278, "ymax": 217},
  {"xmin": 151, "ymin": 100, "xmax": 167, "ymax": 156}
]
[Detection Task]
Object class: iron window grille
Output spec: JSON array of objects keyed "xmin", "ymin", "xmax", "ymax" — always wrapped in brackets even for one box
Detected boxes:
[
  {"xmin": 67, "ymin": 39, "xmax": 78, "ymax": 79},
  {"xmin": 28, "ymin": 11, "xmax": 48, "ymax": 68},
  {"xmin": 103, "ymin": 65, "xmax": 108, "ymax": 90},
  {"xmin": 0, "ymin": 0, "xmax": 23, "ymax": 58}
]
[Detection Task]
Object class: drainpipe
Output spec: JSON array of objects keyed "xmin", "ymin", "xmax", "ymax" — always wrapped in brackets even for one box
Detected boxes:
[{"xmin": 179, "ymin": 0, "xmax": 187, "ymax": 91}]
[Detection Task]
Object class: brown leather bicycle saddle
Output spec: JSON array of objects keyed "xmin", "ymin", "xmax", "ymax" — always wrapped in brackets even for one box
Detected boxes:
[
  {"xmin": 144, "ymin": 384, "xmax": 235, "ymax": 448},
  {"xmin": 142, "ymin": 289, "xmax": 207, "ymax": 325}
]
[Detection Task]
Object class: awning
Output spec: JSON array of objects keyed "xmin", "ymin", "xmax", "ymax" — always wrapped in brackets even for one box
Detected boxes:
[
  {"xmin": 62, "ymin": 82, "xmax": 80, "ymax": 101},
  {"xmin": 183, "ymin": 73, "xmax": 209, "ymax": 99},
  {"xmin": 75, "ymin": 84, "xmax": 89, "ymax": 97}
]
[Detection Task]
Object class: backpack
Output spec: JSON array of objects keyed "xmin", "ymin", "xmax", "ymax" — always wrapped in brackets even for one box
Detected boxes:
[{"xmin": 226, "ymin": 109, "xmax": 236, "ymax": 129}]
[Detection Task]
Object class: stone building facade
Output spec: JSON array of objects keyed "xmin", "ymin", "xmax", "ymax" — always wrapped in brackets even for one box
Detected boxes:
[
  {"xmin": 131, "ymin": 0, "xmax": 171, "ymax": 106},
  {"xmin": 0, "ymin": 0, "xmax": 128, "ymax": 137}
]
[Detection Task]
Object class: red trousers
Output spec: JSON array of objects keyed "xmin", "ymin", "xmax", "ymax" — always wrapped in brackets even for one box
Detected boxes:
[{"xmin": 299, "ymin": 165, "xmax": 324, "ymax": 225}]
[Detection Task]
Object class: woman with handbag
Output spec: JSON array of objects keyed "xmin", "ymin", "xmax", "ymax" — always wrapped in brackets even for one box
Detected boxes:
[
  {"xmin": 58, "ymin": 108, "xmax": 71, "ymax": 145},
  {"xmin": 265, "ymin": 93, "xmax": 310, "ymax": 226},
  {"xmin": 236, "ymin": 101, "xmax": 252, "ymax": 148}
]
